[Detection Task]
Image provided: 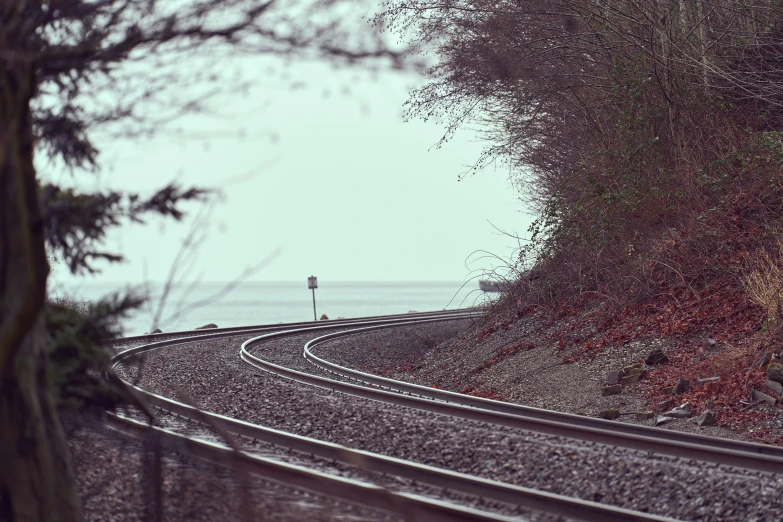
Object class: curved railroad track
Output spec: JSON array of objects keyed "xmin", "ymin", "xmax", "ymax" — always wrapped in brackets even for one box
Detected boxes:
[
  {"xmin": 283, "ymin": 324, "xmax": 783, "ymax": 472},
  {"xmin": 107, "ymin": 310, "xmax": 783, "ymax": 522}
]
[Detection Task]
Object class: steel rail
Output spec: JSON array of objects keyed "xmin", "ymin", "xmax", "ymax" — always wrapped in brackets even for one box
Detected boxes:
[
  {"xmin": 303, "ymin": 324, "xmax": 783, "ymax": 462},
  {"xmin": 104, "ymin": 308, "xmax": 481, "ymax": 346},
  {"xmin": 110, "ymin": 318, "xmax": 680, "ymax": 522},
  {"xmin": 109, "ymin": 390, "xmax": 677, "ymax": 522},
  {"xmin": 111, "ymin": 311, "xmax": 478, "ymax": 368},
  {"xmin": 239, "ymin": 321, "xmax": 783, "ymax": 475},
  {"xmin": 105, "ymin": 414, "xmax": 519, "ymax": 522}
]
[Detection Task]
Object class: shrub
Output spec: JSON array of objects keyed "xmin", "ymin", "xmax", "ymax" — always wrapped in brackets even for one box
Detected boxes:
[
  {"xmin": 742, "ymin": 240, "xmax": 783, "ymax": 333},
  {"xmin": 46, "ymin": 293, "xmax": 142, "ymax": 412}
]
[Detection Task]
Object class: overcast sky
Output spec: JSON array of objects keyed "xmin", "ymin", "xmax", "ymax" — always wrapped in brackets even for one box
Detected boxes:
[{"xmin": 46, "ymin": 58, "xmax": 532, "ymax": 288}]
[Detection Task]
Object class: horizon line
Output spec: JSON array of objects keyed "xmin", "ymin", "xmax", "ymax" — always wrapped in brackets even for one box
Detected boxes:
[{"xmin": 50, "ymin": 279, "xmax": 479, "ymax": 285}]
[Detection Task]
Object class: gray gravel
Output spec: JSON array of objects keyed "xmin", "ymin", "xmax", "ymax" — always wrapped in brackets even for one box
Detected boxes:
[
  {"xmin": 110, "ymin": 321, "xmax": 783, "ymax": 521},
  {"xmin": 309, "ymin": 319, "xmax": 472, "ymax": 372},
  {"xmin": 248, "ymin": 320, "xmax": 469, "ymax": 382},
  {"xmin": 67, "ymin": 415, "xmax": 397, "ymax": 522},
  {"xmin": 114, "ymin": 406, "xmax": 568, "ymax": 522},
  {"xmin": 367, "ymin": 313, "xmax": 751, "ymax": 441}
]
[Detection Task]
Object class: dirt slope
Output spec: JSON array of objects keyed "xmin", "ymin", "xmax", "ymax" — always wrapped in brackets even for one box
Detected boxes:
[{"xmin": 372, "ymin": 300, "xmax": 783, "ymax": 444}]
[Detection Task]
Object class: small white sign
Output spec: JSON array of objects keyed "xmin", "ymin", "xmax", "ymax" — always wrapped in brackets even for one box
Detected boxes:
[{"xmin": 308, "ymin": 276, "xmax": 318, "ymax": 289}]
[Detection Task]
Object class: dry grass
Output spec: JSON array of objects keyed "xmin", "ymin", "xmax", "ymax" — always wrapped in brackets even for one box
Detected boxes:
[{"xmin": 742, "ymin": 240, "xmax": 783, "ymax": 328}]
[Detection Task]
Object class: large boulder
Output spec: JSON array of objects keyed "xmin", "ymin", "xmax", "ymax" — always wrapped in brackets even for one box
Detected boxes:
[
  {"xmin": 765, "ymin": 379, "xmax": 783, "ymax": 398},
  {"xmin": 752, "ymin": 389, "xmax": 777, "ymax": 406},
  {"xmin": 767, "ymin": 362, "xmax": 783, "ymax": 385},
  {"xmin": 622, "ymin": 374, "xmax": 641, "ymax": 385},
  {"xmin": 195, "ymin": 323, "xmax": 218, "ymax": 330},
  {"xmin": 645, "ymin": 349, "xmax": 669, "ymax": 365},
  {"xmin": 663, "ymin": 378, "xmax": 691, "ymax": 395},
  {"xmin": 662, "ymin": 404, "xmax": 692, "ymax": 418},
  {"xmin": 695, "ymin": 410, "xmax": 716, "ymax": 427},
  {"xmin": 601, "ymin": 384, "xmax": 622, "ymax": 396},
  {"xmin": 599, "ymin": 409, "xmax": 620, "ymax": 420},
  {"xmin": 621, "ymin": 368, "xmax": 645, "ymax": 385}
]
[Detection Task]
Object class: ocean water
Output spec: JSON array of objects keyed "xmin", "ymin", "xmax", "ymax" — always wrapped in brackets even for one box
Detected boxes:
[{"xmin": 49, "ymin": 280, "xmax": 488, "ymax": 336}]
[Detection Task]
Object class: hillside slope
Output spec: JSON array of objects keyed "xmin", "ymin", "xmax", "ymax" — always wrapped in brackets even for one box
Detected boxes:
[{"xmin": 375, "ymin": 295, "xmax": 782, "ymax": 445}]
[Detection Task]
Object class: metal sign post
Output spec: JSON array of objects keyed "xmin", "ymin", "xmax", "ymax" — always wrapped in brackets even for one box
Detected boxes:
[{"xmin": 308, "ymin": 276, "xmax": 318, "ymax": 321}]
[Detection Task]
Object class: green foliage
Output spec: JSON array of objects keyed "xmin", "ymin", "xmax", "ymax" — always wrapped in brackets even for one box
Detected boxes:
[
  {"xmin": 46, "ymin": 293, "xmax": 143, "ymax": 412},
  {"xmin": 41, "ymin": 182, "xmax": 211, "ymax": 274}
]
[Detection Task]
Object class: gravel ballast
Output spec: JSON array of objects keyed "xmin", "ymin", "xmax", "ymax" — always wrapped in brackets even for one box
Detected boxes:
[
  {"xmin": 331, "ymin": 313, "xmax": 752, "ymax": 441},
  {"xmin": 67, "ymin": 417, "xmax": 396, "ymax": 522},
  {"xmin": 103, "ymin": 319, "xmax": 783, "ymax": 521}
]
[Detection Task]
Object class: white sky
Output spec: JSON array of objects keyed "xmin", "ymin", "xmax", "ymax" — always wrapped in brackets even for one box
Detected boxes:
[{"xmin": 47, "ymin": 58, "xmax": 533, "ymax": 287}]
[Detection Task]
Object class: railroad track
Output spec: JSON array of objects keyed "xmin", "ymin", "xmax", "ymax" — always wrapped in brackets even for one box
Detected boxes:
[
  {"xmin": 110, "ymin": 311, "xmax": 560, "ymax": 522},
  {"xmin": 106, "ymin": 416, "xmax": 519, "ymax": 522},
  {"xmin": 299, "ymin": 325, "xmax": 783, "ymax": 472},
  {"xmin": 105, "ymin": 308, "xmax": 479, "ymax": 349},
  {"xmin": 108, "ymin": 310, "xmax": 782, "ymax": 521},
  {"xmin": 239, "ymin": 318, "xmax": 783, "ymax": 475}
]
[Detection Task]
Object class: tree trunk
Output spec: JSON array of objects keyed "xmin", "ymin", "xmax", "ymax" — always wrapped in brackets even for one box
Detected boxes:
[
  {"xmin": 0, "ymin": 316, "xmax": 84, "ymax": 522},
  {"xmin": 694, "ymin": 0, "xmax": 710, "ymax": 88},
  {"xmin": 0, "ymin": 60, "xmax": 83, "ymax": 522}
]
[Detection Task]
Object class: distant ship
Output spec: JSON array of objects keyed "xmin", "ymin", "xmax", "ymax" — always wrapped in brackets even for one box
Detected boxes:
[{"xmin": 478, "ymin": 280, "xmax": 510, "ymax": 292}]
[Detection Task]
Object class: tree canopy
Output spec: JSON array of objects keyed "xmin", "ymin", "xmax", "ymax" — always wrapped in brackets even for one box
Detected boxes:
[
  {"xmin": 377, "ymin": 0, "xmax": 783, "ymax": 303},
  {"xmin": 0, "ymin": 1, "xmax": 412, "ymax": 520}
]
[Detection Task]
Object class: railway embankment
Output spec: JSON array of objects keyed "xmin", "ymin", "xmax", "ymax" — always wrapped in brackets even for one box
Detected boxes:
[{"xmin": 335, "ymin": 299, "xmax": 783, "ymax": 446}]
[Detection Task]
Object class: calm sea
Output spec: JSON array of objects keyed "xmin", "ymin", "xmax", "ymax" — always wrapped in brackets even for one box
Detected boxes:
[{"xmin": 48, "ymin": 281, "xmax": 487, "ymax": 336}]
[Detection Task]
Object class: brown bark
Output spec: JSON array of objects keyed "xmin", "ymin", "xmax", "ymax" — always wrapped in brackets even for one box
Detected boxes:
[
  {"xmin": 0, "ymin": 59, "xmax": 83, "ymax": 522},
  {"xmin": 0, "ymin": 315, "xmax": 83, "ymax": 522},
  {"xmin": 694, "ymin": 0, "xmax": 710, "ymax": 88}
]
